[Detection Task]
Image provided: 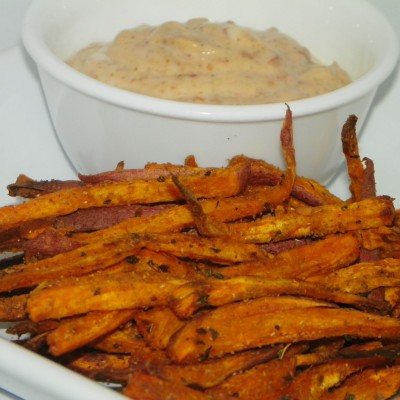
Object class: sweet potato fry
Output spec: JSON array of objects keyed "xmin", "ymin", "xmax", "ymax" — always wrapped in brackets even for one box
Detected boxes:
[
  {"xmin": 92, "ymin": 322, "xmax": 171, "ymax": 365},
  {"xmin": 91, "ymin": 321, "xmax": 144, "ymax": 353},
  {"xmin": 292, "ymin": 339, "xmax": 345, "ymax": 367},
  {"xmin": 140, "ymin": 232, "xmax": 268, "ymax": 264},
  {"xmin": 74, "ymin": 188, "xmax": 269, "ymax": 245},
  {"xmin": 170, "ymin": 276, "xmax": 382, "ymax": 319},
  {"xmin": 231, "ymin": 107, "xmax": 296, "ymax": 208},
  {"xmin": 171, "ymin": 109, "xmax": 295, "ymax": 237},
  {"xmin": 0, "ymin": 163, "xmax": 249, "ymax": 231},
  {"xmin": 0, "ymin": 234, "xmax": 142, "ymax": 293},
  {"xmin": 167, "ymin": 303, "xmax": 400, "ymax": 363},
  {"xmin": 124, "ymin": 370, "xmax": 211, "ymax": 400},
  {"xmin": 210, "ymin": 232, "xmax": 360, "ymax": 279},
  {"xmin": 68, "ymin": 353, "xmax": 131, "ymax": 384},
  {"xmin": 206, "ymin": 343, "xmax": 308, "ymax": 400},
  {"xmin": 78, "ymin": 163, "xmax": 206, "ymax": 184},
  {"xmin": 281, "ymin": 357, "xmax": 391, "ymax": 400},
  {"xmin": 47, "ymin": 310, "xmax": 136, "ymax": 356},
  {"xmin": 324, "ymin": 365, "xmax": 400, "ymax": 400},
  {"xmin": 135, "ymin": 249, "xmax": 197, "ymax": 278},
  {"xmin": 135, "ymin": 307, "xmax": 185, "ymax": 350},
  {"xmin": 7, "ymin": 174, "xmax": 84, "ymax": 198},
  {"xmin": 27, "ymin": 271, "xmax": 187, "ymax": 321},
  {"xmin": 341, "ymin": 114, "xmax": 365, "ymax": 202},
  {"xmin": 291, "ymin": 175, "xmax": 344, "ymax": 206},
  {"xmin": 146, "ymin": 346, "xmax": 282, "ymax": 389},
  {"xmin": 0, "ymin": 293, "xmax": 28, "ymax": 321},
  {"xmin": 318, "ymin": 257, "xmax": 400, "ymax": 293},
  {"xmin": 232, "ymin": 157, "xmax": 342, "ymax": 206},
  {"xmin": 228, "ymin": 196, "xmax": 395, "ymax": 243}
]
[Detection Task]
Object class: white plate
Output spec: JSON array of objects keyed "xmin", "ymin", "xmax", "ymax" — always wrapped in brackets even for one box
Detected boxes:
[{"xmin": 0, "ymin": 0, "xmax": 399, "ymax": 399}]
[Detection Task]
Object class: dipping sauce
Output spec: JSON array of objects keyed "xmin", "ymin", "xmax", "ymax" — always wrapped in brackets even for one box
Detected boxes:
[{"xmin": 68, "ymin": 18, "xmax": 351, "ymax": 105}]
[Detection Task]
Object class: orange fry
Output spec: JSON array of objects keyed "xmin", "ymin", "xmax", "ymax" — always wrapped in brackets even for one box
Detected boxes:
[
  {"xmin": 228, "ymin": 196, "xmax": 395, "ymax": 243},
  {"xmin": 167, "ymin": 303, "xmax": 400, "ymax": 363},
  {"xmin": 0, "ymin": 163, "xmax": 249, "ymax": 231},
  {"xmin": 206, "ymin": 344, "xmax": 307, "ymax": 400},
  {"xmin": 135, "ymin": 307, "xmax": 185, "ymax": 350},
  {"xmin": 325, "ymin": 365, "xmax": 400, "ymax": 400},
  {"xmin": 318, "ymin": 257, "xmax": 400, "ymax": 293},
  {"xmin": 0, "ymin": 235, "xmax": 141, "ymax": 293},
  {"xmin": 124, "ymin": 370, "xmax": 211, "ymax": 400},
  {"xmin": 170, "ymin": 276, "xmax": 382, "ymax": 319},
  {"xmin": 75, "ymin": 187, "xmax": 269, "ymax": 245},
  {"xmin": 281, "ymin": 357, "xmax": 390, "ymax": 400},
  {"xmin": 27, "ymin": 272, "xmax": 186, "ymax": 321},
  {"xmin": 47, "ymin": 309, "xmax": 136, "ymax": 356},
  {"xmin": 68, "ymin": 353, "xmax": 131, "ymax": 384},
  {"xmin": 146, "ymin": 346, "xmax": 281, "ymax": 389},
  {"xmin": 212, "ymin": 232, "xmax": 360, "ymax": 279}
]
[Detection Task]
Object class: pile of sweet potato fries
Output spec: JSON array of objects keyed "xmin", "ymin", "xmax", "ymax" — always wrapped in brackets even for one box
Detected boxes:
[{"xmin": 1, "ymin": 108, "xmax": 400, "ymax": 399}]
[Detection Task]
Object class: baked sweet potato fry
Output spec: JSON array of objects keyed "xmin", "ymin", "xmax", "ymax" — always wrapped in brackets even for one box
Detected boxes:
[
  {"xmin": 0, "ymin": 234, "xmax": 141, "ymax": 293},
  {"xmin": 281, "ymin": 356, "xmax": 391, "ymax": 400},
  {"xmin": 124, "ymin": 370, "xmax": 212, "ymax": 400},
  {"xmin": 135, "ymin": 307, "xmax": 185, "ymax": 350},
  {"xmin": 170, "ymin": 276, "xmax": 383, "ymax": 318},
  {"xmin": 74, "ymin": 187, "xmax": 270, "ymax": 245},
  {"xmin": 230, "ymin": 107, "xmax": 296, "ymax": 208},
  {"xmin": 91, "ymin": 321, "xmax": 145, "ymax": 354},
  {"xmin": 27, "ymin": 272, "xmax": 187, "ymax": 321},
  {"xmin": 318, "ymin": 257, "xmax": 400, "ymax": 293},
  {"xmin": 341, "ymin": 114, "xmax": 365, "ymax": 202},
  {"xmin": 0, "ymin": 162, "xmax": 249, "ymax": 231},
  {"xmin": 140, "ymin": 232, "xmax": 269, "ymax": 264},
  {"xmin": 167, "ymin": 303, "xmax": 400, "ymax": 363},
  {"xmin": 47, "ymin": 309, "xmax": 136, "ymax": 356},
  {"xmin": 0, "ymin": 293, "xmax": 28, "ymax": 321},
  {"xmin": 206, "ymin": 343, "xmax": 308, "ymax": 400},
  {"xmin": 228, "ymin": 196, "xmax": 395, "ymax": 243},
  {"xmin": 92, "ymin": 322, "xmax": 171, "ymax": 365},
  {"xmin": 146, "ymin": 346, "xmax": 282, "ymax": 389},
  {"xmin": 324, "ymin": 365, "xmax": 400, "ymax": 400},
  {"xmin": 209, "ymin": 232, "xmax": 360, "ymax": 279},
  {"xmin": 68, "ymin": 352, "xmax": 131, "ymax": 384}
]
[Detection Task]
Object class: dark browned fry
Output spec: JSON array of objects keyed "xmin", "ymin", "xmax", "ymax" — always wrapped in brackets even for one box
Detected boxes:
[
  {"xmin": 7, "ymin": 174, "xmax": 84, "ymax": 198},
  {"xmin": 0, "ymin": 293, "xmax": 28, "ymax": 321},
  {"xmin": 341, "ymin": 114, "xmax": 365, "ymax": 202}
]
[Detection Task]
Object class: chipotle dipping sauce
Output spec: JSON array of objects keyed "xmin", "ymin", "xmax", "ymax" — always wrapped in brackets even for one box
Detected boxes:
[{"xmin": 68, "ymin": 18, "xmax": 351, "ymax": 105}]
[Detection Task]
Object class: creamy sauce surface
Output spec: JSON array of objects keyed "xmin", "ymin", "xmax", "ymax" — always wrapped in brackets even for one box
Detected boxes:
[{"xmin": 68, "ymin": 19, "xmax": 351, "ymax": 105}]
